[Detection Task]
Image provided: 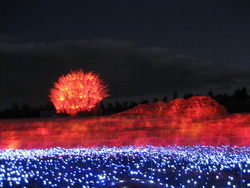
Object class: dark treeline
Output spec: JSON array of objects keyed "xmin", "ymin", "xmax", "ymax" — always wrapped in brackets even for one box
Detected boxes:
[
  {"xmin": 1, "ymin": 87, "xmax": 250, "ymax": 119},
  {"xmin": 0, "ymin": 102, "xmax": 55, "ymax": 119}
]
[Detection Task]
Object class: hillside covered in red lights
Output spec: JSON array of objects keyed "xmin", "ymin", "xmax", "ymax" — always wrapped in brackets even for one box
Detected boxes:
[{"xmin": 115, "ymin": 96, "xmax": 227, "ymax": 118}]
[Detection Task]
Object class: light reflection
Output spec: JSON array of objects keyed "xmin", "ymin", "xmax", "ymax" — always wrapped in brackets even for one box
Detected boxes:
[{"xmin": 0, "ymin": 114, "xmax": 250, "ymax": 149}]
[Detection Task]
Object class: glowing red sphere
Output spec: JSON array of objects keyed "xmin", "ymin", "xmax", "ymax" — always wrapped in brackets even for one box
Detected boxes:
[{"xmin": 49, "ymin": 69, "xmax": 109, "ymax": 116}]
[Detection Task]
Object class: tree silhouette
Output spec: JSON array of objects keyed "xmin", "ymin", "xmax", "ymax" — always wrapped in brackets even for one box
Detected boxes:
[
  {"xmin": 21, "ymin": 103, "xmax": 31, "ymax": 118},
  {"xmin": 123, "ymin": 101, "xmax": 129, "ymax": 109},
  {"xmin": 172, "ymin": 91, "xmax": 178, "ymax": 100},
  {"xmin": 232, "ymin": 87, "xmax": 248, "ymax": 103},
  {"xmin": 183, "ymin": 93, "xmax": 194, "ymax": 99},
  {"xmin": 153, "ymin": 98, "xmax": 159, "ymax": 103},
  {"xmin": 10, "ymin": 104, "xmax": 21, "ymax": 118},
  {"xmin": 207, "ymin": 91, "xmax": 214, "ymax": 98},
  {"xmin": 130, "ymin": 101, "xmax": 138, "ymax": 109},
  {"xmin": 140, "ymin": 99, "xmax": 149, "ymax": 104},
  {"xmin": 162, "ymin": 96, "xmax": 168, "ymax": 102}
]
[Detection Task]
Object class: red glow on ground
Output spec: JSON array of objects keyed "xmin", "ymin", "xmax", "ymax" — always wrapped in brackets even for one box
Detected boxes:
[
  {"xmin": 49, "ymin": 70, "xmax": 109, "ymax": 116},
  {"xmin": 1, "ymin": 113, "xmax": 250, "ymax": 149}
]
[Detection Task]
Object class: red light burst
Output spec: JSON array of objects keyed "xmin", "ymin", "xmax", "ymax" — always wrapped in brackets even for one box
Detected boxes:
[{"xmin": 49, "ymin": 70, "xmax": 109, "ymax": 116}]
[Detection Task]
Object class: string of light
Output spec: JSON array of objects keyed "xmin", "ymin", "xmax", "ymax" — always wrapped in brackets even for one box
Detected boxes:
[{"xmin": 0, "ymin": 145, "xmax": 250, "ymax": 187}]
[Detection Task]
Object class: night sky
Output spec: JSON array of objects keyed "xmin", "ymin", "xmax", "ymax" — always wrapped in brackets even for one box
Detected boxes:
[{"xmin": 1, "ymin": 0, "xmax": 250, "ymax": 109}]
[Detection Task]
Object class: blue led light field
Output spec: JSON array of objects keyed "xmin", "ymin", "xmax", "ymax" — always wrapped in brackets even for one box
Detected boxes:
[{"xmin": 0, "ymin": 145, "xmax": 250, "ymax": 187}]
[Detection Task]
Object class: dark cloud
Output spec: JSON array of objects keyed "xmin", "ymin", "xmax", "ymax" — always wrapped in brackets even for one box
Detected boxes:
[{"xmin": 0, "ymin": 39, "xmax": 250, "ymax": 108}]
